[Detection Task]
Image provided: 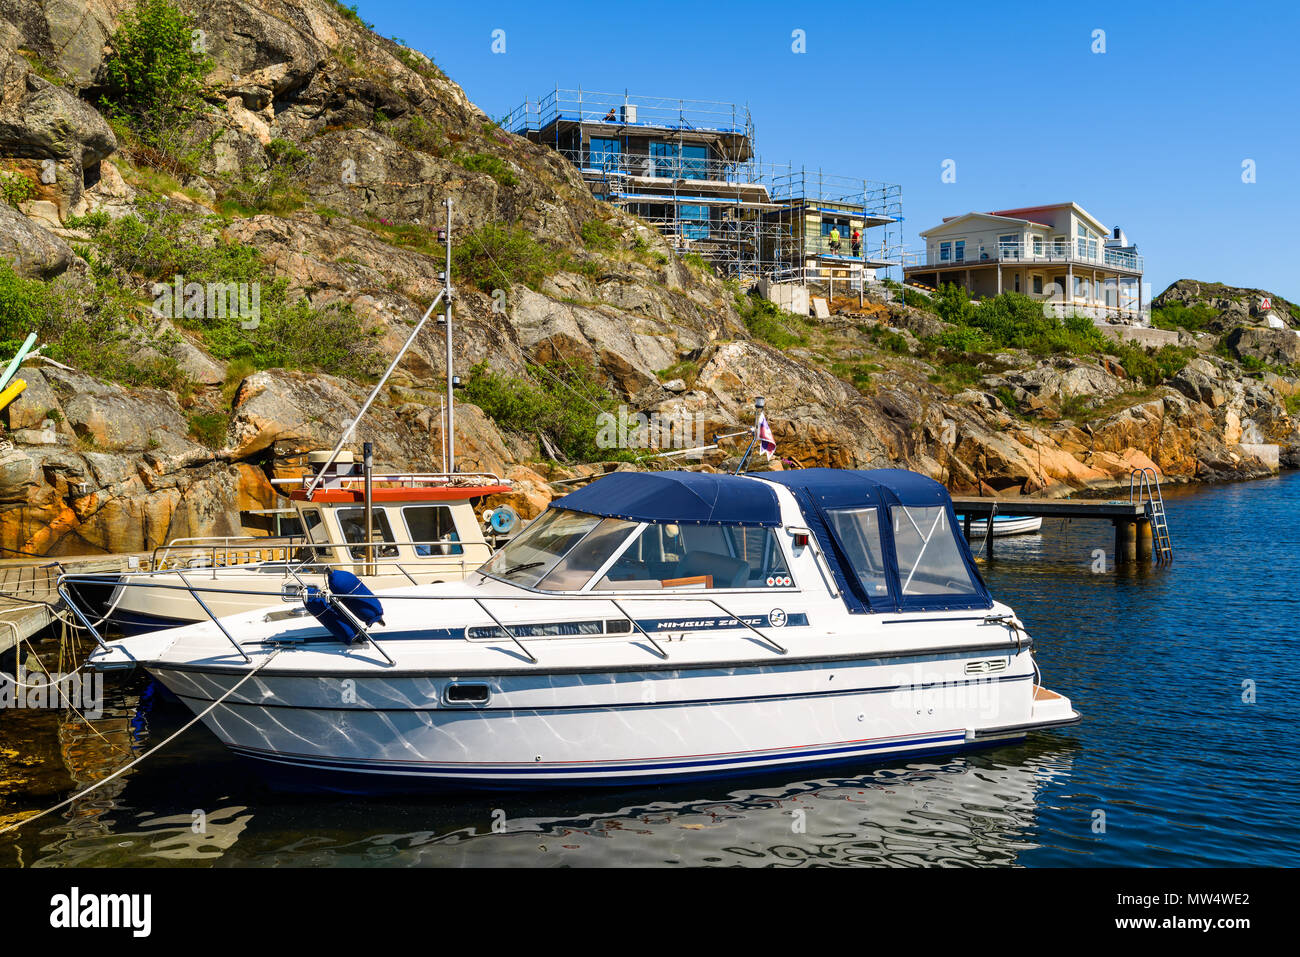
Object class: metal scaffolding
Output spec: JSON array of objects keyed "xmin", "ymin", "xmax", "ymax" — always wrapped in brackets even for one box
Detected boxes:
[{"xmin": 501, "ymin": 88, "xmax": 904, "ymax": 288}]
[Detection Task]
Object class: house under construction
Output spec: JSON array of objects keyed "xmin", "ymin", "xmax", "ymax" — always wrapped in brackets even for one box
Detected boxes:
[{"xmin": 501, "ymin": 88, "xmax": 903, "ymax": 286}]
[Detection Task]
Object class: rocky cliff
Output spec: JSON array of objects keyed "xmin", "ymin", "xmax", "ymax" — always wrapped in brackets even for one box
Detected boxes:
[{"xmin": 0, "ymin": 0, "xmax": 1297, "ymax": 556}]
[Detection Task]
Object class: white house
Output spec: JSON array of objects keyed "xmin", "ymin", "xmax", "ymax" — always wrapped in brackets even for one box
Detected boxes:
[{"xmin": 903, "ymin": 202, "xmax": 1145, "ymax": 321}]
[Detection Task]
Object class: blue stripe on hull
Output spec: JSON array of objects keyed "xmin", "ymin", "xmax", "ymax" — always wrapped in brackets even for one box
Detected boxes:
[{"xmin": 227, "ymin": 730, "xmax": 1010, "ymax": 794}]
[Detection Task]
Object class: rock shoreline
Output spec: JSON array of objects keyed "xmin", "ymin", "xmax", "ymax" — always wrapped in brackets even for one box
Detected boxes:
[{"xmin": 0, "ymin": 1, "xmax": 1296, "ymax": 556}]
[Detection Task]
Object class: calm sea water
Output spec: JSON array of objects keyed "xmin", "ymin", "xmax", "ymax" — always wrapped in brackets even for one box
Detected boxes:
[{"xmin": 2, "ymin": 472, "xmax": 1298, "ymax": 867}]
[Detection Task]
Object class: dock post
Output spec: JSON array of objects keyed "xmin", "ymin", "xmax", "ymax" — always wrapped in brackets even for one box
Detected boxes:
[
  {"xmin": 1114, "ymin": 520, "xmax": 1136, "ymax": 564},
  {"xmin": 1136, "ymin": 519, "xmax": 1153, "ymax": 563}
]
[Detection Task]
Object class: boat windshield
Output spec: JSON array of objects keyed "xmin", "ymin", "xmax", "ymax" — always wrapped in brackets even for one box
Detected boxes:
[{"xmin": 479, "ymin": 510, "xmax": 637, "ymax": 590}]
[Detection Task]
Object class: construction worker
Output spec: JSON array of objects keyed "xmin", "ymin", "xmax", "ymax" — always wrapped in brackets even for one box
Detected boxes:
[
  {"xmin": 851, "ymin": 228, "xmax": 862, "ymax": 257},
  {"xmin": 829, "ymin": 226, "xmax": 841, "ymax": 254}
]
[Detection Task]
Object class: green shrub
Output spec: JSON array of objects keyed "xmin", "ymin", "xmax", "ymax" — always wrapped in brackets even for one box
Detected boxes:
[
  {"xmin": 0, "ymin": 172, "xmax": 37, "ymax": 208},
  {"xmin": 393, "ymin": 114, "xmax": 448, "ymax": 156},
  {"xmin": 461, "ymin": 360, "xmax": 630, "ymax": 462},
  {"xmin": 931, "ymin": 325, "xmax": 989, "ymax": 353},
  {"xmin": 75, "ymin": 208, "xmax": 381, "ymax": 377},
  {"xmin": 737, "ymin": 294, "xmax": 809, "ymax": 348},
  {"xmin": 453, "ymin": 224, "xmax": 558, "ymax": 292},
  {"xmin": 187, "ymin": 411, "xmax": 230, "ymax": 447},
  {"xmin": 1151, "ymin": 301, "xmax": 1217, "ymax": 332},
  {"xmin": 219, "ymin": 138, "xmax": 310, "ymax": 215},
  {"xmin": 454, "ymin": 152, "xmax": 518, "ymax": 187},
  {"xmin": 682, "ymin": 252, "xmax": 711, "ymax": 273},
  {"xmin": 0, "ymin": 259, "xmax": 188, "ymax": 390},
  {"xmin": 100, "ymin": 0, "xmax": 212, "ymax": 168},
  {"xmin": 579, "ymin": 218, "xmax": 618, "ymax": 251}
]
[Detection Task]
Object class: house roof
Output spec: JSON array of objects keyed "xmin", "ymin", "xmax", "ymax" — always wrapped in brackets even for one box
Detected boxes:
[{"xmin": 922, "ymin": 202, "xmax": 1110, "ymax": 238}]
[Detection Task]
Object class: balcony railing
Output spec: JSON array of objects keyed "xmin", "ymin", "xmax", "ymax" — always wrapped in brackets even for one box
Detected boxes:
[{"xmin": 906, "ymin": 241, "xmax": 1142, "ymax": 273}]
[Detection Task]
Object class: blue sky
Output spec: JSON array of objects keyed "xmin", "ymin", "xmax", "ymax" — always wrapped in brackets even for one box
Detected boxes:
[{"xmin": 353, "ymin": 0, "xmax": 1299, "ymax": 301}]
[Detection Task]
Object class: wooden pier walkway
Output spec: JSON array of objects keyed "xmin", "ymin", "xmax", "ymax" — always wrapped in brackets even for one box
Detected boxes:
[
  {"xmin": 952, "ymin": 495, "xmax": 1158, "ymax": 562},
  {"xmin": 0, "ymin": 555, "xmax": 140, "ymax": 662}
]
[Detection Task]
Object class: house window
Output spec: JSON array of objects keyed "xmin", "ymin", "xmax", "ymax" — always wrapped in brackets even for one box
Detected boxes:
[
  {"xmin": 1076, "ymin": 224, "xmax": 1098, "ymax": 260},
  {"xmin": 1014, "ymin": 274, "xmax": 1021, "ymax": 292},
  {"xmin": 1032, "ymin": 275, "xmax": 1043, "ymax": 295},
  {"xmin": 939, "ymin": 241, "xmax": 951, "ymax": 262},
  {"xmin": 650, "ymin": 141, "xmax": 708, "ymax": 178},
  {"xmin": 1032, "ymin": 235, "xmax": 1043, "ymax": 256},
  {"xmin": 588, "ymin": 137, "xmax": 620, "ymax": 170},
  {"xmin": 998, "ymin": 234, "xmax": 1020, "ymax": 259},
  {"xmin": 954, "ymin": 240, "xmax": 965, "ymax": 262},
  {"xmin": 680, "ymin": 144, "xmax": 708, "ymax": 180},
  {"xmin": 679, "ymin": 204, "xmax": 709, "ymax": 240},
  {"xmin": 649, "ymin": 141, "xmax": 676, "ymax": 177}
]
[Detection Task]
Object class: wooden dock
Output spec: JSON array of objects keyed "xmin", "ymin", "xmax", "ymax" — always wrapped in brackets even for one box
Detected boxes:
[
  {"xmin": 0, "ymin": 555, "xmax": 141, "ymax": 663},
  {"xmin": 952, "ymin": 495, "xmax": 1157, "ymax": 562}
]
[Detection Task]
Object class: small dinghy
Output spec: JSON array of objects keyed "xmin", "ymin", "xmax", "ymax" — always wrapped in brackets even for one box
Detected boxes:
[
  {"xmin": 958, "ymin": 515, "xmax": 1043, "ymax": 538},
  {"xmin": 79, "ymin": 468, "xmax": 1079, "ymax": 791}
]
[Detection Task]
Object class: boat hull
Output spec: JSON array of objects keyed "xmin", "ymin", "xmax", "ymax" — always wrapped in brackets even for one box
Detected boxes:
[
  {"xmin": 146, "ymin": 648, "xmax": 1079, "ymax": 791},
  {"xmin": 959, "ymin": 516, "xmax": 1043, "ymax": 538}
]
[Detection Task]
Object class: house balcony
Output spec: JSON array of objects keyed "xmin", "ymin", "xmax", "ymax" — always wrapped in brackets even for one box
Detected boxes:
[{"xmin": 903, "ymin": 241, "xmax": 1143, "ymax": 275}]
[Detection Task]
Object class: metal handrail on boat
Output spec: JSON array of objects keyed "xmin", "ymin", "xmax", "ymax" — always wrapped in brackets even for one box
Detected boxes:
[
  {"xmin": 61, "ymin": 571, "xmax": 795, "ymax": 668},
  {"xmin": 145, "ymin": 539, "xmax": 477, "ymax": 576}
]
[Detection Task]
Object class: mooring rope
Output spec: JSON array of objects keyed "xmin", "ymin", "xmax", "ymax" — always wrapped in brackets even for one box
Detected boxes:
[{"xmin": 0, "ymin": 649, "xmax": 280, "ymax": 837}]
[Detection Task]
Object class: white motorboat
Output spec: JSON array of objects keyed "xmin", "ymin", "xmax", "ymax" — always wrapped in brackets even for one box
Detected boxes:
[
  {"xmin": 80, "ymin": 468, "xmax": 1080, "ymax": 791},
  {"xmin": 94, "ymin": 452, "xmax": 512, "ymax": 635},
  {"xmin": 959, "ymin": 515, "xmax": 1043, "ymax": 538}
]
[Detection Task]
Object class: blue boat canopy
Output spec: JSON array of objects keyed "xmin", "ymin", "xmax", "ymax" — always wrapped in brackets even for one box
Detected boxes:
[
  {"xmin": 761, "ymin": 469, "xmax": 992, "ymax": 614},
  {"xmin": 551, "ymin": 470, "xmax": 781, "ymax": 527}
]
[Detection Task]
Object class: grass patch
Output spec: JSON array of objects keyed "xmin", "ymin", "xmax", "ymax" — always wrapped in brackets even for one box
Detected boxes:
[
  {"xmin": 655, "ymin": 358, "xmax": 701, "ymax": 390},
  {"xmin": 579, "ymin": 218, "xmax": 618, "ymax": 252},
  {"xmin": 453, "ymin": 152, "xmax": 517, "ymax": 187},
  {"xmin": 218, "ymin": 139, "xmax": 310, "ymax": 216},
  {"xmin": 682, "ymin": 252, "xmax": 712, "ymax": 274},
  {"xmin": 187, "ymin": 411, "xmax": 230, "ymax": 448}
]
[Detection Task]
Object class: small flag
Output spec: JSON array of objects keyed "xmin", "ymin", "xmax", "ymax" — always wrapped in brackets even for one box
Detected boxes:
[{"xmin": 757, "ymin": 413, "xmax": 776, "ymax": 460}]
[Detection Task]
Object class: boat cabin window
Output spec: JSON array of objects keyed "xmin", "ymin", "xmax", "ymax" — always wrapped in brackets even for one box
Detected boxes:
[
  {"xmin": 336, "ymin": 508, "xmax": 398, "ymax": 559},
  {"xmin": 293, "ymin": 508, "xmax": 328, "ymax": 564},
  {"xmin": 595, "ymin": 522, "xmax": 792, "ymax": 591},
  {"xmin": 826, "ymin": 507, "xmax": 890, "ymax": 597},
  {"xmin": 890, "ymin": 506, "xmax": 979, "ymax": 597},
  {"xmin": 403, "ymin": 505, "xmax": 464, "ymax": 556}
]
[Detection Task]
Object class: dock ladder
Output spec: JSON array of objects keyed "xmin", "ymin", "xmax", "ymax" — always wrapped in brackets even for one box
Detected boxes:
[{"xmin": 1130, "ymin": 467, "xmax": 1173, "ymax": 564}]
